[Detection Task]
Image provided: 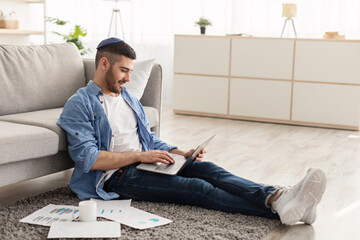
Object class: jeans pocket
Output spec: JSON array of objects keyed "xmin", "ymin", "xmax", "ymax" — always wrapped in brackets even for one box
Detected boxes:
[{"xmin": 104, "ymin": 168, "xmax": 127, "ymax": 192}]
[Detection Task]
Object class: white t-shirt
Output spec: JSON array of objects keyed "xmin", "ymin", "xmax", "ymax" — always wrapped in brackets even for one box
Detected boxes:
[{"xmin": 99, "ymin": 93, "xmax": 142, "ymax": 181}]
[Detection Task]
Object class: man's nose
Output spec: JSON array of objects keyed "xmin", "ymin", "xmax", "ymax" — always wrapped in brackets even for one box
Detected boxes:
[{"xmin": 124, "ymin": 72, "xmax": 131, "ymax": 82}]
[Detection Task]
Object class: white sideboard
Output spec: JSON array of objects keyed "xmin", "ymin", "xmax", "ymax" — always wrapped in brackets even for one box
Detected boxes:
[
  {"xmin": 174, "ymin": 36, "xmax": 230, "ymax": 76},
  {"xmin": 173, "ymin": 74, "xmax": 229, "ymax": 115},
  {"xmin": 229, "ymin": 78, "xmax": 292, "ymax": 120},
  {"xmin": 173, "ymin": 35, "xmax": 360, "ymax": 130},
  {"xmin": 231, "ymin": 38, "xmax": 294, "ymax": 80}
]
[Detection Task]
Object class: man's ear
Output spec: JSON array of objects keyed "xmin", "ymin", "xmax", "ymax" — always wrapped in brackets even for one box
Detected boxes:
[{"xmin": 99, "ymin": 57, "xmax": 110, "ymax": 71}]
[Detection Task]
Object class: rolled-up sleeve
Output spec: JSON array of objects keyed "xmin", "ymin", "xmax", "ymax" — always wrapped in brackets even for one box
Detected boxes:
[
  {"xmin": 151, "ymin": 131, "xmax": 177, "ymax": 152},
  {"xmin": 57, "ymin": 98, "xmax": 100, "ymax": 173}
]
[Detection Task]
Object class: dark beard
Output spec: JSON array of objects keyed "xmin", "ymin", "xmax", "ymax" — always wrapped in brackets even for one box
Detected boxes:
[{"xmin": 104, "ymin": 67, "xmax": 121, "ymax": 94}]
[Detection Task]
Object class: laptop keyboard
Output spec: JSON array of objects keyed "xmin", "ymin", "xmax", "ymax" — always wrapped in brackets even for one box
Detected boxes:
[
  {"xmin": 154, "ymin": 154, "xmax": 186, "ymax": 171},
  {"xmin": 155, "ymin": 163, "xmax": 171, "ymax": 171}
]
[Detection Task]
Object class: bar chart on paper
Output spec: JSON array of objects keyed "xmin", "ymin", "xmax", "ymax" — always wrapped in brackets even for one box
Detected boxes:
[
  {"xmin": 91, "ymin": 198, "xmax": 131, "ymax": 220},
  {"xmin": 20, "ymin": 204, "xmax": 78, "ymax": 226},
  {"xmin": 100, "ymin": 209, "xmax": 123, "ymax": 214},
  {"xmin": 50, "ymin": 207, "xmax": 79, "ymax": 215},
  {"xmin": 91, "ymin": 198, "xmax": 172, "ymax": 229}
]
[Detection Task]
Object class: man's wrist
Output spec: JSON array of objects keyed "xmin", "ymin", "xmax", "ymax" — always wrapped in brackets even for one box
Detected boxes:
[{"xmin": 133, "ymin": 152, "xmax": 143, "ymax": 163}]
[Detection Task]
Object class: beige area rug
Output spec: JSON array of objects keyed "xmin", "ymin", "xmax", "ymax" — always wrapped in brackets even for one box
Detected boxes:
[{"xmin": 0, "ymin": 186, "xmax": 280, "ymax": 240}]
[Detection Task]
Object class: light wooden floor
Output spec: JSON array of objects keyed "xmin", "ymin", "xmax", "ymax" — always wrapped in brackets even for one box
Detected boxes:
[{"xmin": 1, "ymin": 105, "xmax": 360, "ymax": 239}]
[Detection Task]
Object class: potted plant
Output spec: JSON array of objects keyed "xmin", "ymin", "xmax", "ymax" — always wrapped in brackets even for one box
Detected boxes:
[
  {"xmin": 194, "ymin": 17, "xmax": 212, "ymax": 35},
  {"xmin": 45, "ymin": 17, "xmax": 91, "ymax": 55}
]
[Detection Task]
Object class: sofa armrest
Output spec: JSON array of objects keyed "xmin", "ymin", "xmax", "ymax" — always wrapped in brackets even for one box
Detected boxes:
[
  {"xmin": 140, "ymin": 63, "xmax": 162, "ymax": 136},
  {"xmin": 82, "ymin": 59, "xmax": 162, "ymax": 136}
]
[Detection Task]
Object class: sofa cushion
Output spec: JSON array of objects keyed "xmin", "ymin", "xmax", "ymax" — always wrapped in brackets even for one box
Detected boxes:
[
  {"xmin": 0, "ymin": 107, "xmax": 159, "ymax": 152},
  {"xmin": 0, "ymin": 108, "xmax": 67, "ymax": 151},
  {"xmin": 0, "ymin": 43, "xmax": 85, "ymax": 116},
  {"xmin": 143, "ymin": 106, "xmax": 159, "ymax": 129},
  {"xmin": 126, "ymin": 59, "xmax": 155, "ymax": 99},
  {"xmin": 0, "ymin": 121, "xmax": 58, "ymax": 165}
]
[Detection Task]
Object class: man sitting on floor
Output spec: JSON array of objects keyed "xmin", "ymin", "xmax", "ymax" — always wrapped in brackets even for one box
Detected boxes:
[{"xmin": 57, "ymin": 37, "xmax": 327, "ymax": 225}]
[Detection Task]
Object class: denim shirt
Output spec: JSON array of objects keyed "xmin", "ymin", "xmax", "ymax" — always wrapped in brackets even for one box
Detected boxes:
[{"xmin": 57, "ymin": 80, "xmax": 177, "ymax": 200}]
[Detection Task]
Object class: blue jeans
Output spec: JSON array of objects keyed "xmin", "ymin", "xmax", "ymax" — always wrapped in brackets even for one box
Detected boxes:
[{"xmin": 104, "ymin": 161, "xmax": 280, "ymax": 220}]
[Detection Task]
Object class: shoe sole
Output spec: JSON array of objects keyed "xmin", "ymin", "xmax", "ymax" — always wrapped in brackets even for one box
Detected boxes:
[{"xmin": 280, "ymin": 168, "xmax": 327, "ymax": 225}]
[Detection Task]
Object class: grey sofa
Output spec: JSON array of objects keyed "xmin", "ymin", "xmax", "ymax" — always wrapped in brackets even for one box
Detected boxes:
[{"xmin": 0, "ymin": 43, "xmax": 162, "ymax": 188}]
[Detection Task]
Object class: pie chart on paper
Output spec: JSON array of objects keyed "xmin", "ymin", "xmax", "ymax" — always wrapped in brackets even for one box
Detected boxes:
[{"xmin": 149, "ymin": 218, "xmax": 159, "ymax": 222}]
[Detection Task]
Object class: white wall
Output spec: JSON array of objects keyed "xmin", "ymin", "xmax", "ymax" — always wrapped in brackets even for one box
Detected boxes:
[{"xmin": 2, "ymin": 0, "xmax": 360, "ymax": 104}]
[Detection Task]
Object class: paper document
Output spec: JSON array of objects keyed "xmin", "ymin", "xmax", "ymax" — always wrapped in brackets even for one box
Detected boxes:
[
  {"xmin": 121, "ymin": 207, "xmax": 172, "ymax": 229},
  {"xmin": 91, "ymin": 199, "xmax": 172, "ymax": 229},
  {"xmin": 90, "ymin": 198, "xmax": 131, "ymax": 219},
  {"xmin": 101, "ymin": 206, "xmax": 172, "ymax": 230},
  {"xmin": 20, "ymin": 204, "xmax": 78, "ymax": 227},
  {"xmin": 91, "ymin": 198, "xmax": 131, "ymax": 211},
  {"xmin": 47, "ymin": 221, "xmax": 121, "ymax": 238},
  {"xmin": 20, "ymin": 200, "xmax": 171, "ymax": 230}
]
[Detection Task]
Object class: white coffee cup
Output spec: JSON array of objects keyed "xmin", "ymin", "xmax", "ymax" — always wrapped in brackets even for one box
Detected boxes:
[{"xmin": 78, "ymin": 200, "xmax": 97, "ymax": 222}]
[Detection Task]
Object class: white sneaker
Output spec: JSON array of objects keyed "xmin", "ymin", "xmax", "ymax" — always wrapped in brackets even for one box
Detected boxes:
[
  {"xmin": 301, "ymin": 205, "xmax": 317, "ymax": 224},
  {"xmin": 272, "ymin": 168, "xmax": 326, "ymax": 225},
  {"xmin": 292, "ymin": 169, "xmax": 318, "ymax": 225}
]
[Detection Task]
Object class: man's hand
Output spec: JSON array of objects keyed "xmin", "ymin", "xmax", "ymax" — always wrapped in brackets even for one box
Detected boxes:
[
  {"xmin": 139, "ymin": 150, "xmax": 174, "ymax": 165},
  {"xmin": 170, "ymin": 148, "xmax": 207, "ymax": 161},
  {"xmin": 187, "ymin": 149, "xmax": 207, "ymax": 161}
]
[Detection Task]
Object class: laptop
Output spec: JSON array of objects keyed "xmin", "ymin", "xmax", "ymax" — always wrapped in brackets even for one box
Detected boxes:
[{"xmin": 136, "ymin": 134, "xmax": 216, "ymax": 175}]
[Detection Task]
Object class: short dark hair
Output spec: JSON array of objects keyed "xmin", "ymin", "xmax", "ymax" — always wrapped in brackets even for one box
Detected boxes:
[{"xmin": 95, "ymin": 41, "xmax": 136, "ymax": 69}]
